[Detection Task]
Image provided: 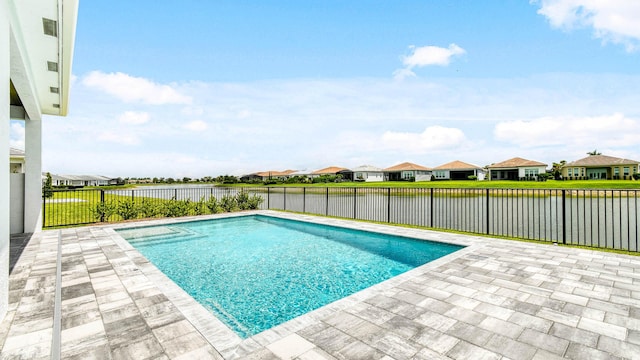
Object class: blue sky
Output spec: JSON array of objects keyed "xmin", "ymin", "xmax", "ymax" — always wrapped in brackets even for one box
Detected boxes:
[{"xmin": 10, "ymin": 1, "xmax": 640, "ymax": 177}]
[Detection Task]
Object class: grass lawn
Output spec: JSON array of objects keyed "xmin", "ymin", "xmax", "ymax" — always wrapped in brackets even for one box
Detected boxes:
[{"xmin": 222, "ymin": 179, "xmax": 640, "ymax": 190}]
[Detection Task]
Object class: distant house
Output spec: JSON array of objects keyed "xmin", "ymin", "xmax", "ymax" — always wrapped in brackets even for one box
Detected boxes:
[
  {"xmin": 488, "ymin": 157, "xmax": 547, "ymax": 180},
  {"xmin": 310, "ymin": 166, "xmax": 347, "ymax": 179},
  {"xmin": 126, "ymin": 178, "xmax": 153, "ymax": 185},
  {"xmin": 338, "ymin": 165, "xmax": 385, "ymax": 182},
  {"xmin": 432, "ymin": 160, "xmax": 486, "ymax": 180},
  {"xmin": 240, "ymin": 170, "xmax": 298, "ymax": 182},
  {"xmin": 384, "ymin": 162, "xmax": 432, "ymax": 181},
  {"xmin": 562, "ymin": 155, "xmax": 640, "ymax": 180},
  {"xmin": 45, "ymin": 174, "xmax": 114, "ymax": 187},
  {"xmin": 9, "ymin": 148, "xmax": 25, "ymax": 173}
]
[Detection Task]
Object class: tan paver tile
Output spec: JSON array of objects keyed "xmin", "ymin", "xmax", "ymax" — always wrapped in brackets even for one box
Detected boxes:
[
  {"xmin": 266, "ymin": 333, "xmax": 315, "ymax": 360},
  {"xmin": 110, "ymin": 334, "xmax": 164, "ymax": 359},
  {"xmin": 162, "ymin": 331, "xmax": 212, "ymax": 358},
  {"xmin": 578, "ymin": 316, "xmax": 627, "ymax": 340},
  {"xmin": 446, "ymin": 340, "xmax": 501, "ymax": 360}
]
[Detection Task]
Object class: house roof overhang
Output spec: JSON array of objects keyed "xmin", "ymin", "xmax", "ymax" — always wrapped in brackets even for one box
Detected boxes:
[
  {"xmin": 9, "ymin": 0, "xmax": 79, "ymax": 120},
  {"xmin": 487, "ymin": 157, "xmax": 547, "ymax": 169},
  {"xmin": 563, "ymin": 155, "xmax": 640, "ymax": 168}
]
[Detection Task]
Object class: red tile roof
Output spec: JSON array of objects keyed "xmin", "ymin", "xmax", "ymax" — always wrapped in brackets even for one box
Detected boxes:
[
  {"xmin": 433, "ymin": 160, "xmax": 481, "ymax": 170},
  {"xmin": 488, "ymin": 157, "xmax": 546, "ymax": 168},
  {"xmin": 564, "ymin": 155, "xmax": 640, "ymax": 167},
  {"xmin": 311, "ymin": 166, "xmax": 348, "ymax": 175},
  {"xmin": 384, "ymin": 162, "xmax": 431, "ymax": 171},
  {"xmin": 254, "ymin": 170, "xmax": 297, "ymax": 177}
]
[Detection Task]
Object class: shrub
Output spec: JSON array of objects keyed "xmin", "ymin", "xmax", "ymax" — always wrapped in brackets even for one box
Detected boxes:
[
  {"xmin": 91, "ymin": 201, "xmax": 117, "ymax": 222},
  {"xmin": 163, "ymin": 198, "xmax": 192, "ymax": 217},
  {"xmin": 116, "ymin": 199, "xmax": 138, "ymax": 220},
  {"xmin": 468, "ymin": 175, "xmax": 477, "ymax": 180},
  {"xmin": 43, "ymin": 172, "xmax": 54, "ymax": 199},
  {"xmin": 235, "ymin": 191, "xmax": 251, "ymax": 210},
  {"xmin": 137, "ymin": 199, "xmax": 162, "ymax": 218},
  {"xmin": 220, "ymin": 194, "xmax": 238, "ymax": 212},
  {"xmin": 236, "ymin": 191, "xmax": 264, "ymax": 210},
  {"xmin": 193, "ymin": 196, "xmax": 208, "ymax": 215},
  {"xmin": 206, "ymin": 196, "xmax": 222, "ymax": 214},
  {"xmin": 246, "ymin": 194, "xmax": 264, "ymax": 209},
  {"xmin": 313, "ymin": 174, "xmax": 344, "ymax": 183}
]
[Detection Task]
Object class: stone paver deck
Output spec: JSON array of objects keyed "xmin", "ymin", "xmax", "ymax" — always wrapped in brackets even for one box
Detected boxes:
[{"xmin": 1, "ymin": 210, "xmax": 640, "ymax": 359}]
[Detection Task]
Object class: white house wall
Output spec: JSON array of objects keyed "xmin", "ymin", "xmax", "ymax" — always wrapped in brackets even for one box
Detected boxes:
[
  {"xmin": 365, "ymin": 172, "xmax": 384, "ymax": 182},
  {"xmin": 518, "ymin": 167, "xmax": 546, "ymax": 178},
  {"xmin": 9, "ymin": 174, "xmax": 24, "ymax": 234},
  {"xmin": 24, "ymin": 117, "xmax": 42, "ymax": 232},
  {"xmin": 1, "ymin": 0, "xmax": 11, "ymax": 322}
]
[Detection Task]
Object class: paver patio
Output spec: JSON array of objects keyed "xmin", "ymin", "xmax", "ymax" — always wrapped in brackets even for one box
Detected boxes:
[{"xmin": 1, "ymin": 210, "xmax": 639, "ymax": 359}]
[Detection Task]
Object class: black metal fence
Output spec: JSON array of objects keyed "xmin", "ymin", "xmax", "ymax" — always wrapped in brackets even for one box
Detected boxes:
[{"xmin": 43, "ymin": 186, "xmax": 640, "ymax": 252}]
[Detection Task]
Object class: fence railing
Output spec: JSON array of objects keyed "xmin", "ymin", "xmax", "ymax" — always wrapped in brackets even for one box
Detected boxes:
[{"xmin": 43, "ymin": 186, "xmax": 640, "ymax": 252}]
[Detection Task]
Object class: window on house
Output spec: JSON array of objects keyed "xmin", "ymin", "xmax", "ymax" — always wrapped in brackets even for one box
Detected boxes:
[
  {"xmin": 624, "ymin": 167, "xmax": 630, "ymax": 176},
  {"xmin": 573, "ymin": 168, "xmax": 579, "ymax": 176},
  {"xmin": 402, "ymin": 171, "xmax": 414, "ymax": 179},
  {"xmin": 525, "ymin": 168, "xmax": 539, "ymax": 177}
]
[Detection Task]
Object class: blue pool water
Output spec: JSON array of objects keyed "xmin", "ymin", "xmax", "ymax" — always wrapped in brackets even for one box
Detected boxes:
[{"xmin": 117, "ymin": 215, "xmax": 463, "ymax": 338}]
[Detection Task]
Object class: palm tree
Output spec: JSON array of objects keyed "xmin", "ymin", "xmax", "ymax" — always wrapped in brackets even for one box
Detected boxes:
[
  {"xmin": 587, "ymin": 149, "xmax": 602, "ymax": 156},
  {"xmin": 551, "ymin": 160, "xmax": 566, "ymax": 180}
]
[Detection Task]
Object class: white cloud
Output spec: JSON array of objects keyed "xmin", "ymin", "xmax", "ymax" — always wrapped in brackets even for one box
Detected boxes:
[
  {"xmin": 183, "ymin": 120, "xmax": 208, "ymax": 131},
  {"xmin": 181, "ymin": 106, "xmax": 204, "ymax": 116},
  {"xmin": 82, "ymin": 71, "xmax": 192, "ymax": 105},
  {"xmin": 392, "ymin": 68, "xmax": 417, "ymax": 81},
  {"xmin": 9, "ymin": 122, "xmax": 25, "ymax": 149},
  {"xmin": 118, "ymin": 111, "xmax": 150, "ymax": 125},
  {"xmin": 494, "ymin": 113, "xmax": 640, "ymax": 147},
  {"xmin": 381, "ymin": 126, "xmax": 467, "ymax": 154},
  {"xmin": 404, "ymin": 44, "xmax": 466, "ymax": 67},
  {"xmin": 394, "ymin": 44, "xmax": 466, "ymax": 79},
  {"xmin": 237, "ymin": 109, "xmax": 252, "ymax": 119},
  {"xmin": 97, "ymin": 131, "xmax": 140, "ymax": 145},
  {"xmin": 534, "ymin": 0, "xmax": 640, "ymax": 51},
  {"xmin": 43, "ymin": 73, "xmax": 640, "ymax": 177}
]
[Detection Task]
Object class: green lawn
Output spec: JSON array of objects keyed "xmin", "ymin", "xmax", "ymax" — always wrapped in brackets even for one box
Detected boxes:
[{"xmin": 223, "ymin": 179, "xmax": 640, "ymax": 190}]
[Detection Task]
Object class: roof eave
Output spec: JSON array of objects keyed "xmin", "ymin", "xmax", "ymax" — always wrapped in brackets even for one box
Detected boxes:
[{"xmin": 55, "ymin": 0, "xmax": 78, "ymax": 116}]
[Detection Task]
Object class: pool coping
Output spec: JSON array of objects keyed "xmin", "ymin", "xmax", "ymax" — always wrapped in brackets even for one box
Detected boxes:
[{"xmin": 105, "ymin": 210, "xmax": 482, "ymax": 358}]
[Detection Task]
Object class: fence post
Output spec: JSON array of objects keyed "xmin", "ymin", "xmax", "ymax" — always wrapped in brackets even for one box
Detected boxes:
[
  {"xmin": 486, "ymin": 189, "xmax": 490, "ymax": 235},
  {"xmin": 283, "ymin": 187, "xmax": 287, "ymax": 210},
  {"xmin": 353, "ymin": 188, "xmax": 357, "ymax": 219},
  {"xmin": 562, "ymin": 189, "xmax": 567, "ymax": 244},
  {"xmin": 303, "ymin": 187, "xmax": 306, "ymax": 213},
  {"xmin": 326, "ymin": 187, "xmax": 329, "ymax": 216},
  {"xmin": 387, "ymin": 188, "xmax": 391, "ymax": 223},
  {"xmin": 42, "ymin": 191, "xmax": 47, "ymax": 227},
  {"xmin": 174, "ymin": 188, "xmax": 178, "ymax": 200},
  {"xmin": 267, "ymin": 187, "xmax": 270, "ymax": 209},
  {"xmin": 100, "ymin": 189, "xmax": 105, "ymax": 222},
  {"xmin": 430, "ymin": 188, "xmax": 434, "ymax": 227}
]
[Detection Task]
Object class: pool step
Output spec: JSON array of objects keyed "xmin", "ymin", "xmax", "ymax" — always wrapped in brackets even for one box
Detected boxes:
[{"xmin": 121, "ymin": 226, "xmax": 207, "ymax": 247}]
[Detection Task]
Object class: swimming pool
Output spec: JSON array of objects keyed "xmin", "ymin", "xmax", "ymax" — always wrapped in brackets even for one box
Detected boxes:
[{"xmin": 117, "ymin": 215, "xmax": 463, "ymax": 338}]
